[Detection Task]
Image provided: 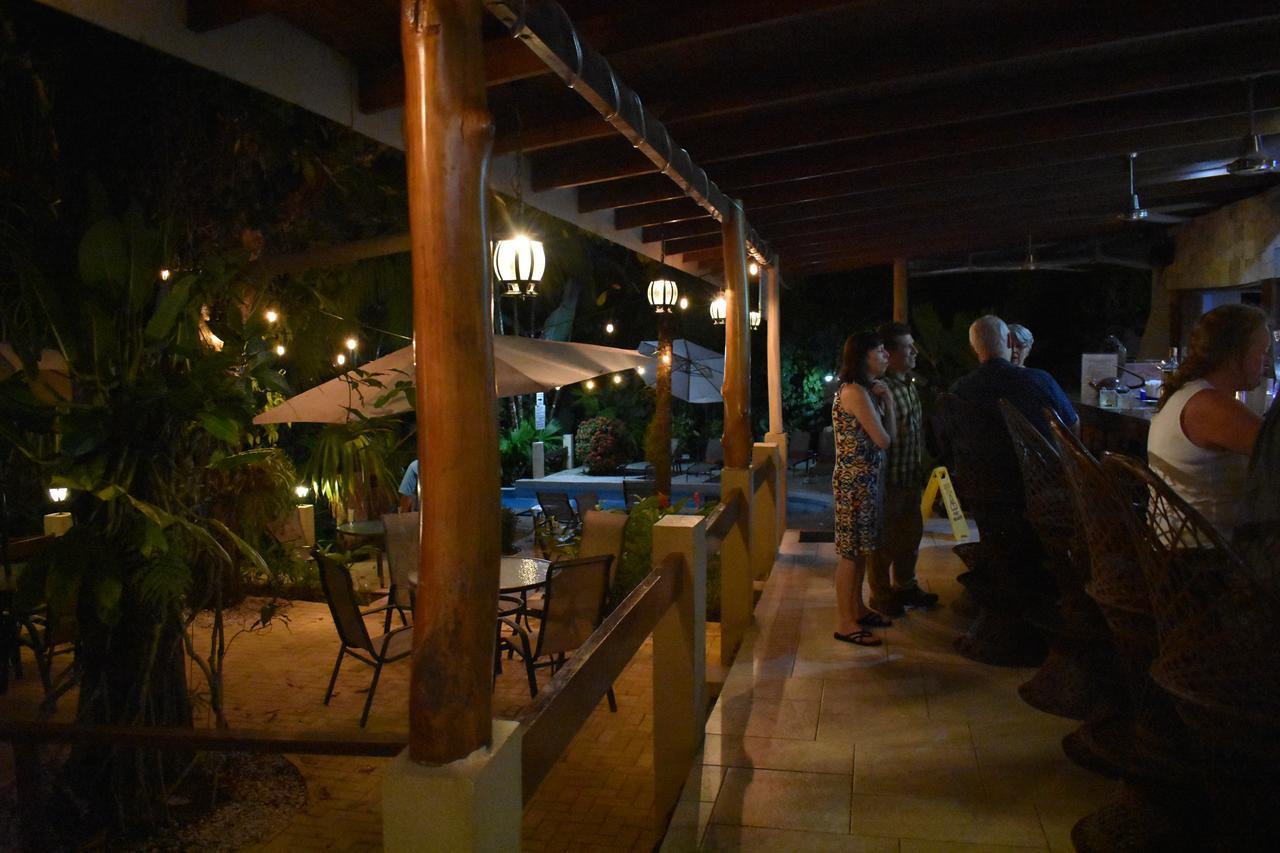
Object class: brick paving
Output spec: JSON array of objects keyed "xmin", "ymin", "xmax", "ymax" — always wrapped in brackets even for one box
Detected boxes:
[{"xmin": 0, "ymin": 552, "xmax": 717, "ymax": 852}]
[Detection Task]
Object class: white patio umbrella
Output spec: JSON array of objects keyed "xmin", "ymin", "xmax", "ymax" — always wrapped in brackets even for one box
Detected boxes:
[
  {"xmin": 254, "ymin": 336, "xmax": 653, "ymax": 424},
  {"xmin": 637, "ymin": 339, "xmax": 724, "ymax": 404}
]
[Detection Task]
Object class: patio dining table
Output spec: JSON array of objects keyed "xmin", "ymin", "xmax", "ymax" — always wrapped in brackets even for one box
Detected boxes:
[
  {"xmin": 409, "ymin": 556, "xmax": 551, "ymax": 595},
  {"xmin": 337, "ymin": 518, "xmax": 386, "ymax": 587}
]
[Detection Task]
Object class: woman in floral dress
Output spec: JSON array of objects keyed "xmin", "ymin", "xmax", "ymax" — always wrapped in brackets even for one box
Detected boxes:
[{"xmin": 833, "ymin": 331, "xmax": 896, "ymax": 646}]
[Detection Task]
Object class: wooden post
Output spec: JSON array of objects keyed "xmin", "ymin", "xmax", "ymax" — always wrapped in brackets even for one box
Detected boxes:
[
  {"xmin": 893, "ymin": 257, "xmax": 909, "ymax": 324},
  {"xmin": 651, "ymin": 515, "xmax": 706, "ymax": 817},
  {"xmin": 721, "ymin": 203, "xmax": 752, "ymax": 468},
  {"xmin": 652, "ymin": 313, "xmax": 674, "ymax": 497},
  {"xmin": 762, "ymin": 263, "xmax": 788, "ymax": 535},
  {"xmin": 400, "ymin": 0, "xmax": 500, "ymax": 765}
]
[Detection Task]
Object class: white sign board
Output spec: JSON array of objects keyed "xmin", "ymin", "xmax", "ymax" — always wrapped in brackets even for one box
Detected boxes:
[{"xmin": 1080, "ymin": 354, "xmax": 1116, "ymax": 406}]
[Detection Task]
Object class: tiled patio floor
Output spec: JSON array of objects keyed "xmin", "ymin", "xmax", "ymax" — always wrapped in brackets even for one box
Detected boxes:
[{"xmin": 659, "ymin": 521, "xmax": 1112, "ymax": 852}]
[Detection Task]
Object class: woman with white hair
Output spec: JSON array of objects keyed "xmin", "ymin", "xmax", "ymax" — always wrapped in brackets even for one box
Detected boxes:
[{"xmin": 1008, "ymin": 323, "xmax": 1033, "ymax": 367}]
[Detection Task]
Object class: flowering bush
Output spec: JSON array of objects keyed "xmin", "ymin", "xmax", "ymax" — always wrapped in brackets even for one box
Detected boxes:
[{"xmin": 575, "ymin": 416, "xmax": 631, "ymax": 475}]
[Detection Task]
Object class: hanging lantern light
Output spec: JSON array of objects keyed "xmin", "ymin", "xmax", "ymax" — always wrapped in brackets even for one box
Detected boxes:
[
  {"xmin": 492, "ymin": 234, "xmax": 545, "ymax": 298},
  {"xmin": 647, "ymin": 279, "xmax": 679, "ymax": 313},
  {"xmin": 750, "ymin": 310, "xmax": 762, "ymax": 330},
  {"xmin": 709, "ymin": 294, "xmax": 727, "ymax": 325}
]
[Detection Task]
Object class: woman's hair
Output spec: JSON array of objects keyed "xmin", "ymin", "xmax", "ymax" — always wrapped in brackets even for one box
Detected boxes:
[
  {"xmin": 1158, "ymin": 303, "xmax": 1269, "ymax": 410},
  {"xmin": 838, "ymin": 331, "xmax": 883, "ymax": 387},
  {"xmin": 1009, "ymin": 323, "xmax": 1033, "ymax": 348}
]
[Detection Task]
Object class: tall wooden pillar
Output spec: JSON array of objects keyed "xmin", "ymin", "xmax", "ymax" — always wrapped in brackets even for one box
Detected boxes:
[
  {"xmin": 721, "ymin": 204, "xmax": 752, "ymax": 468},
  {"xmin": 763, "ymin": 262, "xmax": 788, "ymax": 533},
  {"xmin": 401, "ymin": 0, "xmax": 500, "ymax": 765},
  {"xmin": 892, "ymin": 257, "xmax": 909, "ymax": 324}
]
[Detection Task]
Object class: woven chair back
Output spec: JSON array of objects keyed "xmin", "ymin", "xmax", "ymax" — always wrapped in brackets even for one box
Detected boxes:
[
  {"xmin": 578, "ymin": 510, "xmax": 627, "ymax": 588},
  {"xmin": 1050, "ymin": 420, "xmax": 1150, "ymax": 615},
  {"xmin": 1104, "ymin": 453, "xmax": 1280, "ymax": 758},
  {"xmin": 574, "ymin": 491, "xmax": 599, "ymax": 516},
  {"xmin": 999, "ymin": 400, "xmax": 1079, "ymax": 585},
  {"xmin": 381, "ymin": 512, "xmax": 419, "ymax": 609},
  {"xmin": 538, "ymin": 554, "xmax": 611, "ymax": 658},
  {"xmin": 315, "ymin": 551, "xmax": 374, "ymax": 655},
  {"xmin": 537, "ymin": 491, "xmax": 579, "ymax": 527}
]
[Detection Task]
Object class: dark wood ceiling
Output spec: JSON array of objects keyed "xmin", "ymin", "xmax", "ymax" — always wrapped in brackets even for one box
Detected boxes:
[{"xmin": 187, "ymin": 0, "xmax": 1280, "ymax": 277}]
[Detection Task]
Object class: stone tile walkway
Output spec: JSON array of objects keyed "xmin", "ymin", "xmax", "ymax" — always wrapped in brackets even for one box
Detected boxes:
[{"xmin": 661, "ymin": 521, "xmax": 1111, "ymax": 852}]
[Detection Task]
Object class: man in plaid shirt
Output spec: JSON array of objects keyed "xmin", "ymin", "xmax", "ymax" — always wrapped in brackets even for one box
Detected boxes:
[{"xmin": 869, "ymin": 322, "xmax": 939, "ymax": 616}]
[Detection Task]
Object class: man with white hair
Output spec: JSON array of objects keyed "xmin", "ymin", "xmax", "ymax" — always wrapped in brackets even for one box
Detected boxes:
[{"xmin": 951, "ymin": 315, "xmax": 1078, "ymax": 435}]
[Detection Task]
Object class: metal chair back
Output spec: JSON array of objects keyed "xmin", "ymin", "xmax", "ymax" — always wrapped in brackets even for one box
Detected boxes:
[
  {"xmin": 380, "ymin": 512, "xmax": 419, "ymax": 609},
  {"xmin": 537, "ymin": 555, "xmax": 612, "ymax": 659},
  {"xmin": 536, "ymin": 491, "xmax": 579, "ymax": 528},
  {"xmin": 578, "ymin": 510, "xmax": 627, "ymax": 589},
  {"xmin": 623, "ymin": 479, "xmax": 656, "ymax": 508},
  {"xmin": 315, "ymin": 551, "xmax": 375, "ymax": 655}
]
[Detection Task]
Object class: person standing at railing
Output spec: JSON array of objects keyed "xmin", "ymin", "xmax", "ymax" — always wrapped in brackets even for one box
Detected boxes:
[
  {"xmin": 868, "ymin": 322, "xmax": 939, "ymax": 618},
  {"xmin": 832, "ymin": 331, "xmax": 896, "ymax": 647}
]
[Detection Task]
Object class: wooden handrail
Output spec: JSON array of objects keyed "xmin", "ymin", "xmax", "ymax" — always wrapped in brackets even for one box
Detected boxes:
[
  {"xmin": 0, "ymin": 720, "xmax": 406, "ymax": 756},
  {"xmin": 519, "ymin": 553, "xmax": 683, "ymax": 804},
  {"xmin": 751, "ymin": 452, "xmax": 775, "ymax": 493},
  {"xmin": 705, "ymin": 492, "xmax": 745, "ymax": 555}
]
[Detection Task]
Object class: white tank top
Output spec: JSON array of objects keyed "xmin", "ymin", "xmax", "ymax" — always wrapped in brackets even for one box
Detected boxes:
[{"xmin": 1147, "ymin": 378, "xmax": 1248, "ymax": 534}]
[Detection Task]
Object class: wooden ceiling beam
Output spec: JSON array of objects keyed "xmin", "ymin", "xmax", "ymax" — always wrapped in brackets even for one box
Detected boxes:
[
  {"xmin": 532, "ymin": 79, "xmax": 1280, "ymax": 191},
  {"xmin": 501, "ymin": 2, "xmax": 1280, "ymax": 152},
  {"xmin": 517, "ymin": 22, "xmax": 1280, "ymax": 160},
  {"xmin": 355, "ymin": 0, "xmax": 865, "ymax": 112},
  {"xmin": 598, "ymin": 114, "xmax": 1279, "ymax": 226}
]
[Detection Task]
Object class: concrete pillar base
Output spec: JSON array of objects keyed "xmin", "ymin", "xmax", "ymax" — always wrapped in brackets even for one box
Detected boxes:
[{"xmin": 382, "ymin": 720, "xmax": 522, "ymax": 852}]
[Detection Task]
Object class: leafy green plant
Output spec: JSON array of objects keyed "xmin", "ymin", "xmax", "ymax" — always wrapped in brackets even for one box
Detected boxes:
[
  {"xmin": 298, "ymin": 417, "xmax": 399, "ymax": 521},
  {"xmin": 614, "ymin": 496, "xmax": 721, "ymax": 621},
  {"xmin": 498, "ymin": 417, "xmax": 562, "ymax": 485},
  {"xmin": 575, "ymin": 415, "xmax": 632, "ymax": 475},
  {"xmin": 0, "ymin": 211, "xmax": 284, "ymax": 828}
]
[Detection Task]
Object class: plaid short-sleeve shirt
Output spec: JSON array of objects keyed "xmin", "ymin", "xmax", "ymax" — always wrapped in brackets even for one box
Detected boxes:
[{"xmin": 884, "ymin": 371, "xmax": 923, "ymax": 487}]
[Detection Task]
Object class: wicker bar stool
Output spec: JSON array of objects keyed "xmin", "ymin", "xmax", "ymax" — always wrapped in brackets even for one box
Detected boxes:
[
  {"xmin": 1052, "ymin": 430, "xmax": 1201, "ymax": 852},
  {"xmin": 1106, "ymin": 453, "xmax": 1280, "ymax": 849},
  {"xmin": 1000, "ymin": 401, "xmax": 1118, "ymax": 721},
  {"xmin": 935, "ymin": 393, "xmax": 1049, "ymax": 666}
]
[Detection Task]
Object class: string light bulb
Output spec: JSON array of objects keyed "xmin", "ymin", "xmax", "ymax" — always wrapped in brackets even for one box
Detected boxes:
[
  {"xmin": 275, "ymin": 343, "xmax": 286, "ymax": 356},
  {"xmin": 336, "ymin": 353, "xmax": 347, "ymax": 366},
  {"xmin": 612, "ymin": 374, "xmax": 623, "ymax": 385},
  {"xmin": 585, "ymin": 379, "xmax": 596, "ymax": 390},
  {"xmin": 345, "ymin": 337, "xmax": 358, "ymax": 351},
  {"xmin": 748, "ymin": 261, "xmax": 759, "ymax": 276},
  {"xmin": 605, "ymin": 321, "xmax": 615, "ymax": 334},
  {"xmin": 636, "ymin": 366, "xmax": 646, "ymax": 376},
  {"xmin": 661, "ymin": 352, "xmax": 672, "ymax": 366},
  {"xmin": 678, "ymin": 297, "xmax": 689, "ymax": 310},
  {"xmin": 265, "ymin": 309, "xmax": 279, "ymax": 324},
  {"xmin": 159, "ymin": 268, "xmax": 172, "ymax": 282}
]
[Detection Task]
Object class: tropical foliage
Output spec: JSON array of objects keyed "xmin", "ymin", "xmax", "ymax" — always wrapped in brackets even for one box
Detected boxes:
[
  {"xmin": 498, "ymin": 417, "xmax": 563, "ymax": 484},
  {"xmin": 0, "ymin": 211, "xmax": 286, "ymax": 827},
  {"xmin": 574, "ymin": 416, "xmax": 632, "ymax": 475}
]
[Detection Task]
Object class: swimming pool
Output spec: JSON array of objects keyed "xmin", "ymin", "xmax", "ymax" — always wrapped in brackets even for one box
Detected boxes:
[{"xmin": 501, "ymin": 487, "xmax": 830, "ymax": 517}]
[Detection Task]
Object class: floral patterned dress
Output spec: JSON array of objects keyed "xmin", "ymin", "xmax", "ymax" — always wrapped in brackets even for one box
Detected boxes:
[{"xmin": 832, "ymin": 383, "xmax": 886, "ymax": 558}]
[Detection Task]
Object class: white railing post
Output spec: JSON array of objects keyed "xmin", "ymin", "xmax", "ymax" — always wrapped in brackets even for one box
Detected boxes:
[
  {"xmin": 717, "ymin": 470, "xmax": 753, "ymax": 666},
  {"xmin": 751, "ymin": 442, "xmax": 780, "ymax": 580},
  {"xmin": 651, "ymin": 515, "xmax": 707, "ymax": 818}
]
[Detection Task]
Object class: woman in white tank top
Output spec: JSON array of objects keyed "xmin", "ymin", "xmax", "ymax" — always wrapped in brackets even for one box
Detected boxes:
[{"xmin": 1147, "ymin": 305, "xmax": 1271, "ymax": 534}]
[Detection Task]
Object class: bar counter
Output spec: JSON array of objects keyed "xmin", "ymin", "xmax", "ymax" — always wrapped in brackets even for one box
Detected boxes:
[{"xmin": 1071, "ymin": 395, "xmax": 1153, "ymax": 460}]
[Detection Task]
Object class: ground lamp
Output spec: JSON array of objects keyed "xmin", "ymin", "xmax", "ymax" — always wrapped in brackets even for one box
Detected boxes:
[
  {"xmin": 492, "ymin": 234, "xmax": 545, "ymax": 298},
  {"xmin": 45, "ymin": 487, "xmax": 72, "ymax": 537}
]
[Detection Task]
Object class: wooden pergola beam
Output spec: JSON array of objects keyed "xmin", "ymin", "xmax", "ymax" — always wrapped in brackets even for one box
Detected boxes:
[
  {"xmin": 591, "ymin": 114, "xmax": 1279, "ymax": 219},
  {"xmin": 512, "ymin": 22, "xmax": 1280, "ymax": 159},
  {"xmin": 479, "ymin": 0, "xmax": 772, "ymax": 264},
  {"xmin": 531, "ymin": 79, "xmax": 1280, "ymax": 191}
]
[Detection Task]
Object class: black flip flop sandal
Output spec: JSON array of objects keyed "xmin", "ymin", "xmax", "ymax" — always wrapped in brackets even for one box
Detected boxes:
[
  {"xmin": 833, "ymin": 629, "xmax": 882, "ymax": 647},
  {"xmin": 856, "ymin": 611, "xmax": 893, "ymax": 628}
]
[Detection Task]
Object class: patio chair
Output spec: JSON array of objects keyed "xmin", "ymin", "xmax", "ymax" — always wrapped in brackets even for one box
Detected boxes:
[
  {"xmin": 377, "ymin": 512, "xmax": 418, "ymax": 631},
  {"xmin": 623, "ymin": 479, "xmax": 657, "ymax": 509},
  {"xmin": 574, "ymin": 491, "xmax": 599, "ymax": 516},
  {"xmin": 499, "ymin": 554, "xmax": 617, "ymax": 711},
  {"xmin": 313, "ymin": 549, "xmax": 414, "ymax": 727},
  {"xmin": 577, "ymin": 510, "xmax": 628, "ymax": 595},
  {"xmin": 684, "ymin": 437, "xmax": 723, "ymax": 480},
  {"xmin": 534, "ymin": 490, "xmax": 581, "ymax": 558}
]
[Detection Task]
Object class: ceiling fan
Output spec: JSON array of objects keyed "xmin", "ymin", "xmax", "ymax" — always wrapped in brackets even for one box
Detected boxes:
[
  {"xmin": 912, "ymin": 234, "xmax": 1089, "ymax": 276},
  {"xmin": 1150, "ymin": 78, "xmax": 1279, "ymax": 183},
  {"xmin": 1118, "ymin": 152, "xmax": 1189, "ymax": 225}
]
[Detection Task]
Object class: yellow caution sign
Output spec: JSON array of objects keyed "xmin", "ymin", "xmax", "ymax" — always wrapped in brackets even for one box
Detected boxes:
[{"xmin": 920, "ymin": 466, "xmax": 970, "ymax": 541}]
